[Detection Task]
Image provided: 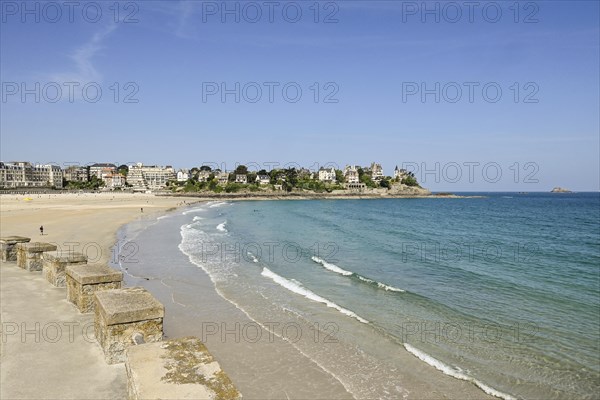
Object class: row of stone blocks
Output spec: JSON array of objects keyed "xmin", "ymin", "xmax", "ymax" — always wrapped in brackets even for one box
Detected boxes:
[
  {"xmin": 3, "ymin": 236, "xmax": 240, "ymax": 399},
  {"xmin": 7, "ymin": 238, "xmax": 162, "ymax": 364}
]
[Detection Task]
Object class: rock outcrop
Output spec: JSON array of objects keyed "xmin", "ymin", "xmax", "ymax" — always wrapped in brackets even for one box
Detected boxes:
[{"xmin": 551, "ymin": 187, "xmax": 572, "ymax": 193}]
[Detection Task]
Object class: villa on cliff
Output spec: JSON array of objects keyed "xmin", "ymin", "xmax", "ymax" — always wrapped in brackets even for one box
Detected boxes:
[
  {"xmin": 394, "ymin": 166, "xmax": 409, "ymax": 180},
  {"xmin": 370, "ymin": 162, "xmax": 384, "ymax": 182},
  {"xmin": 256, "ymin": 175, "xmax": 270, "ymax": 185},
  {"xmin": 344, "ymin": 165, "xmax": 360, "ymax": 183},
  {"xmin": 235, "ymin": 174, "xmax": 248, "ymax": 184},
  {"xmin": 318, "ymin": 167, "xmax": 336, "ymax": 182}
]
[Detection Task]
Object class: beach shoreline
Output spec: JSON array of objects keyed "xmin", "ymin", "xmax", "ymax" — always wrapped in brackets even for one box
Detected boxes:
[
  {"xmin": 0, "ymin": 192, "xmax": 496, "ymax": 399},
  {"xmin": 0, "ymin": 192, "xmax": 197, "ymax": 264}
]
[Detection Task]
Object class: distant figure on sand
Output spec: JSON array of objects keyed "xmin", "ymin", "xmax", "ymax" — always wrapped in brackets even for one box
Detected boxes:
[
  {"xmin": 39, "ymin": 225, "xmax": 44, "ymax": 235},
  {"xmin": 141, "ymin": 207, "xmax": 143, "ymax": 213}
]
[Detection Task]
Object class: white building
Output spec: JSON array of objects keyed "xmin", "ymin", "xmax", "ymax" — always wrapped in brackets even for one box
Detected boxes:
[
  {"xmin": 394, "ymin": 166, "xmax": 409, "ymax": 180},
  {"xmin": 344, "ymin": 165, "xmax": 360, "ymax": 184},
  {"xmin": 177, "ymin": 169, "xmax": 190, "ymax": 182},
  {"xmin": 0, "ymin": 162, "xmax": 63, "ymax": 188},
  {"xmin": 235, "ymin": 174, "xmax": 247, "ymax": 184},
  {"xmin": 127, "ymin": 163, "xmax": 176, "ymax": 191},
  {"xmin": 256, "ymin": 175, "xmax": 270, "ymax": 185},
  {"xmin": 105, "ymin": 173, "xmax": 125, "ymax": 189},
  {"xmin": 89, "ymin": 163, "xmax": 117, "ymax": 180},
  {"xmin": 63, "ymin": 166, "xmax": 89, "ymax": 182},
  {"xmin": 370, "ymin": 162, "xmax": 384, "ymax": 182},
  {"xmin": 216, "ymin": 172, "xmax": 229, "ymax": 186},
  {"xmin": 318, "ymin": 167, "xmax": 336, "ymax": 182},
  {"xmin": 197, "ymin": 170, "xmax": 211, "ymax": 182}
]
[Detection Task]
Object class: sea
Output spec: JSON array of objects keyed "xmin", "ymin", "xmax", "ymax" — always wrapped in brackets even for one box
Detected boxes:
[{"xmin": 112, "ymin": 192, "xmax": 600, "ymax": 400}]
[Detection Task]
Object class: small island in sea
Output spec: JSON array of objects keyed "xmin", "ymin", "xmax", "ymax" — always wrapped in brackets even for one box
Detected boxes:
[{"xmin": 551, "ymin": 186, "xmax": 572, "ymax": 193}]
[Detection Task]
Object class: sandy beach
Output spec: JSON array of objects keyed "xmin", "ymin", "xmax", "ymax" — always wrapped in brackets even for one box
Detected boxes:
[
  {"xmin": 0, "ymin": 192, "xmax": 192, "ymax": 399},
  {"xmin": 0, "ymin": 192, "xmax": 193, "ymax": 264}
]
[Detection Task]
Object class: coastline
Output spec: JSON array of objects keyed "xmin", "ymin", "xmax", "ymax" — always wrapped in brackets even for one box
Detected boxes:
[
  {"xmin": 159, "ymin": 192, "xmax": 484, "ymax": 200},
  {"xmin": 115, "ymin": 199, "xmax": 501, "ymax": 399},
  {"xmin": 0, "ymin": 193, "xmax": 495, "ymax": 399}
]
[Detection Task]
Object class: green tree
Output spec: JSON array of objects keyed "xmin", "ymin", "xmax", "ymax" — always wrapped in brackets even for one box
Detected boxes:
[
  {"xmin": 401, "ymin": 176, "xmax": 419, "ymax": 187},
  {"xmin": 234, "ymin": 165, "xmax": 248, "ymax": 175},
  {"xmin": 335, "ymin": 169, "xmax": 345, "ymax": 183}
]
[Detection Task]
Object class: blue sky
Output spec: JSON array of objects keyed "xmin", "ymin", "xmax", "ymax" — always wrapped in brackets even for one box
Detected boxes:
[{"xmin": 1, "ymin": 0, "xmax": 598, "ymax": 191}]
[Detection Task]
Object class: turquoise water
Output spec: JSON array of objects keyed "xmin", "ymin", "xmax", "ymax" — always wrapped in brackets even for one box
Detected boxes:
[{"xmin": 120, "ymin": 193, "xmax": 600, "ymax": 399}]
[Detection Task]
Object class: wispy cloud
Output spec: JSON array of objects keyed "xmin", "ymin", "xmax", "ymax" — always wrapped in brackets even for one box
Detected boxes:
[
  {"xmin": 174, "ymin": 1, "xmax": 198, "ymax": 39},
  {"xmin": 51, "ymin": 23, "xmax": 117, "ymax": 84}
]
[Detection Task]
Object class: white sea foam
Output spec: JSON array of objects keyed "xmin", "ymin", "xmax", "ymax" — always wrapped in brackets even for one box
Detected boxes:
[
  {"xmin": 247, "ymin": 252, "xmax": 259, "ymax": 263},
  {"xmin": 403, "ymin": 343, "xmax": 516, "ymax": 400},
  {"xmin": 156, "ymin": 215, "xmax": 169, "ymax": 220},
  {"xmin": 312, "ymin": 257, "xmax": 405, "ymax": 293},
  {"xmin": 182, "ymin": 207, "xmax": 206, "ymax": 215},
  {"xmin": 311, "ymin": 256, "xmax": 353, "ymax": 276},
  {"xmin": 357, "ymin": 276, "xmax": 403, "ymax": 292},
  {"xmin": 261, "ymin": 267, "xmax": 369, "ymax": 324},
  {"xmin": 216, "ymin": 221, "xmax": 227, "ymax": 232},
  {"xmin": 192, "ymin": 216, "xmax": 203, "ymax": 222},
  {"xmin": 209, "ymin": 201, "xmax": 229, "ymax": 208}
]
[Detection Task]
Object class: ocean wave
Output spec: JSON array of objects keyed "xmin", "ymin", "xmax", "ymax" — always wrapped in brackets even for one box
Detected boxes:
[
  {"xmin": 357, "ymin": 276, "xmax": 405, "ymax": 292},
  {"xmin": 311, "ymin": 257, "xmax": 405, "ymax": 293},
  {"xmin": 247, "ymin": 252, "xmax": 259, "ymax": 263},
  {"xmin": 216, "ymin": 221, "xmax": 228, "ymax": 232},
  {"xmin": 182, "ymin": 207, "xmax": 206, "ymax": 215},
  {"xmin": 311, "ymin": 256, "xmax": 353, "ymax": 276},
  {"xmin": 403, "ymin": 343, "xmax": 516, "ymax": 400},
  {"xmin": 261, "ymin": 267, "xmax": 369, "ymax": 324},
  {"xmin": 209, "ymin": 201, "xmax": 229, "ymax": 208},
  {"xmin": 192, "ymin": 216, "xmax": 203, "ymax": 222},
  {"xmin": 156, "ymin": 215, "xmax": 169, "ymax": 220}
]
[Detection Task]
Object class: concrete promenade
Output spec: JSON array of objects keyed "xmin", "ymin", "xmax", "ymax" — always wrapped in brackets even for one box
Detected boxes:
[{"xmin": 0, "ymin": 261, "xmax": 126, "ymax": 399}]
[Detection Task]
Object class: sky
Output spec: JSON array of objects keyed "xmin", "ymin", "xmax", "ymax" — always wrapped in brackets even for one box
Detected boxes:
[{"xmin": 1, "ymin": 0, "xmax": 599, "ymax": 191}]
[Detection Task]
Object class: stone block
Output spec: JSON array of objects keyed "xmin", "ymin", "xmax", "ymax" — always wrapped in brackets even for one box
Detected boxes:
[
  {"xmin": 126, "ymin": 337, "xmax": 241, "ymax": 400},
  {"xmin": 94, "ymin": 287, "xmax": 164, "ymax": 364},
  {"xmin": 0, "ymin": 236, "xmax": 31, "ymax": 262},
  {"xmin": 16, "ymin": 242, "xmax": 57, "ymax": 271},
  {"xmin": 66, "ymin": 264, "xmax": 123, "ymax": 313},
  {"xmin": 42, "ymin": 251, "xmax": 88, "ymax": 287}
]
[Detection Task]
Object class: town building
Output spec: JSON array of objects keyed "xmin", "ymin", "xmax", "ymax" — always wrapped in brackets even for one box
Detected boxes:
[
  {"xmin": 127, "ymin": 163, "xmax": 176, "ymax": 191},
  {"xmin": 256, "ymin": 175, "xmax": 270, "ymax": 185},
  {"xmin": 89, "ymin": 163, "xmax": 117, "ymax": 180},
  {"xmin": 63, "ymin": 166, "xmax": 89, "ymax": 182},
  {"xmin": 0, "ymin": 162, "xmax": 63, "ymax": 188},
  {"xmin": 235, "ymin": 174, "xmax": 247, "ymax": 184},
  {"xmin": 394, "ymin": 166, "xmax": 409, "ymax": 181},
  {"xmin": 318, "ymin": 167, "xmax": 336, "ymax": 182},
  {"xmin": 177, "ymin": 169, "xmax": 190, "ymax": 182},
  {"xmin": 216, "ymin": 172, "xmax": 229, "ymax": 186},
  {"xmin": 344, "ymin": 165, "xmax": 360, "ymax": 184},
  {"xmin": 370, "ymin": 162, "xmax": 384, "ymax": 181},
  {"xmin": 104, "ymin": 173, "xmax": 125, "ymax": 189},
  {"xmin": 197, "ymin": 170, "xmax": 211, "ymax": 182}
]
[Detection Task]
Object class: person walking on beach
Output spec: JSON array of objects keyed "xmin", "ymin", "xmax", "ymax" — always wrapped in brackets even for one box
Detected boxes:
[
  {"xmin": 140, "ymin": 207, "xmax": 143, "ymax": 213},
  {"xmin": 39, "ymin": 225, "xmax": 43, "ymax": 235}
]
